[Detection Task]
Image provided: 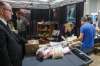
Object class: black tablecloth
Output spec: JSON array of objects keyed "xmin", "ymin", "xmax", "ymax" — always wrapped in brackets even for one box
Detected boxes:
[{"xmin": 22, "ymin": 51, "xmax": 90, "ymax": 66}]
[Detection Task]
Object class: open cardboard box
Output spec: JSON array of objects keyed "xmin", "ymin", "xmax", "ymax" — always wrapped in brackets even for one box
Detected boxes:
[{"xmin": 25, "ymin": 40, "xmax": 39, "ymax": 55}]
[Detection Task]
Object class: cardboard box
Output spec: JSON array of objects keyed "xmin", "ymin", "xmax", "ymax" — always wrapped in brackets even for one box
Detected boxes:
[{"xmin": 25, "ymin": 40, "xmax": 39, "ymax": 55}]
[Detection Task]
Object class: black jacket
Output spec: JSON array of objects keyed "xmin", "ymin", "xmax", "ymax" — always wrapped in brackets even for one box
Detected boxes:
[{"xmin": 0, "ymin": 20, "xmax": 22, "ymax": 66}]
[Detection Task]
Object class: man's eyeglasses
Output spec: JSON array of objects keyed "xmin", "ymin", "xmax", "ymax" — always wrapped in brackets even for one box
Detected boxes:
[{"xmin": 3, "ymin": 8, "xmax": 12, "ymax": 12}]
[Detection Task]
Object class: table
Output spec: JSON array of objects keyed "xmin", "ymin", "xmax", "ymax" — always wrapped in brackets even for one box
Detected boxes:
[
  {"xmin": 95, "ymin": 34, "xmax": 100, "ymax": 43},
  {"xmin": 22, "ymin": 48, "xmax": 92, "ymax": 66}
]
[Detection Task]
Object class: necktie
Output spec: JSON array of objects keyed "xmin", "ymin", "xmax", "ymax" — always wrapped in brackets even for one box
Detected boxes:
[
  {"xmin": 7, "ymin": 24, "xmax": 11, "ymax": 31},
  {"xmin": 7, "ymin": 24, "xmax": 18, "ymax": 41}
]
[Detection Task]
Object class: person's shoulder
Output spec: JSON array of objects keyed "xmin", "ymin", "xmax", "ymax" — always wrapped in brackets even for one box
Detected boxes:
[
  {"xmin": 83, "ymin": 23, "xmax": 90, "ymax": 27},
  {"xmin": 81, "ymin": 24, "xmax": 86, "ymax": 29},
  {"xmin": 0, "ymin": 22, "xmax": 7, "ymax": 32},
  {"xmin": 0, "ymin": 20, "xmax": 3, "ymax": 23},
  {"xmin": 80, "ymin": 23, "xmax": 89, "ymax": 31},
  {"xmin": 0, "ymin": 25, "xmax": 6, "ymax": 35}
]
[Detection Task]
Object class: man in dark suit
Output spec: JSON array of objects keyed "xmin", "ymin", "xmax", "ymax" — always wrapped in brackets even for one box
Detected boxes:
[{"xmin": 0, "ymin": 1, "xmax": 23, "ymax": 66}]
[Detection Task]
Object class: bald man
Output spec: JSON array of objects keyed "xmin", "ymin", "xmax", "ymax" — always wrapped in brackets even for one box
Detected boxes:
[{"xmin": 0, "ymin": 2, "xmax": 23, "ymax": 66}]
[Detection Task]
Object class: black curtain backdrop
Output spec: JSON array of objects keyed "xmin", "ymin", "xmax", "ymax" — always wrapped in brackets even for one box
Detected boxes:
[
  {"xmin": 75, "ymin": 2, "xmax": 84, "ymax": 36},
  {"xmin": 29, "ymin": 2, "xmax": 84, "ymax": 38},
  {"xmin": 31, "ymin": 9, "xmax": 53, "ymax": 38},
  {"xmin": 52, "ymin": 2, "xmax": 84, "ymax": 36}
]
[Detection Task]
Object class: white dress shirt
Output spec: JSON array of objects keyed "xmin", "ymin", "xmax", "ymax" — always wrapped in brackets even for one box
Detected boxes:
[{"xmin": 0, "ymin": 17, "xmax": 7, "ymax": 25}]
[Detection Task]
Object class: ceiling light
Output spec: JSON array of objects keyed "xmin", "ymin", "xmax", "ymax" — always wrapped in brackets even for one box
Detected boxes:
[
  {"xmin": 50, "ymin": 0, "xmax": 64, "ymax": 5},
  {"xmin": 39, "ymin": 0, "xmax": 49, "ymax": 2}
]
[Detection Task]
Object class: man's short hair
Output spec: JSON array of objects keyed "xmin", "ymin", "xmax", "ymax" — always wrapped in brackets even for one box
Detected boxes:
[
  {"xmin": 81, "ymin": 17, "xmax": 87, "ymax": 22},
  {"xmin": 0, "ymin": 2, "xmax": 5, "ymax": 7},
  {"xmin": 81, "ymin": 15, "xmax": 92, "ymax": 22},
  {"xmin": 0, "ymin": 2, "xmax": 5, "ymax": 16}
]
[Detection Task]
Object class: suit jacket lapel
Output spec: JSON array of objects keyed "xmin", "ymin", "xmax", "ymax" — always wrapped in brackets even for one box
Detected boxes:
[
  {"xmin": 0, "ymin": 20, "xmax": 10, "ymax": 31},
  {"xmin": 0, "ymin": 20, "xmax": 18, "ymax": 42}
]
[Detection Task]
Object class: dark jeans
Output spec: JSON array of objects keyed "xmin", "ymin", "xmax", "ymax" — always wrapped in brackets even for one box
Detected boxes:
[
  {"xmin": 80, "ymin": 48, "xmax": 93, "ymax": 55},
  {"xmin": 18, "ymin": 31, "xmax": 27, "ymax": 58}
]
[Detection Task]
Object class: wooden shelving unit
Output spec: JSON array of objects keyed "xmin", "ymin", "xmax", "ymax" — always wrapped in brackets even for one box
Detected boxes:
[{"xmin": 37, "ymin": 22, "xmax": 54, "ymax": 38}]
